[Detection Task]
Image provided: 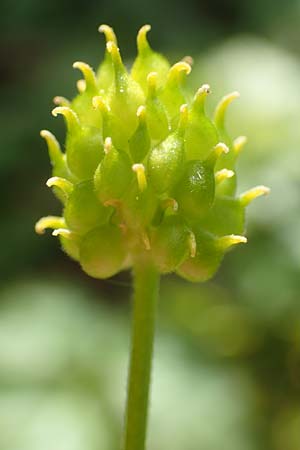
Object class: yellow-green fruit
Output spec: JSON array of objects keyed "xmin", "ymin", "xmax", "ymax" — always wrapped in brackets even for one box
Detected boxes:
[
  {"xmin": 177, "ymin": 229, "xmax": 246, "ymax": 282},
  {"xmin": 122, "ymin": 179, "xmax": 158, "ymax": 231},
  {"xmin": 185, "ymin": 85, "xmax": 219, "ymax": 160},
  {"xmin": 106, "ymin": 41, "xmax": 145, "ymax": 137},
  {"xmin": 94, "ymin": 138, "xmax": 132, "ymax": 203},
  {"xmin": 159, "ymin": 62, "xmax": 191, "ymax": 121},
  {"xmin": 96, "ymin": 25, "xmax": 118, "ymax": 91},
  {"xmin": 64, "ymin": 180, "xmax": 112, "ymax": 234},
  {"xmin": 131, "ymin": 25, "xmax": 170, "ymax": 93},
  {"xmin": 72, "ymin": 95, "xmax": 102, "ymax": 129},
  {"xmin": 148, "ymin": 105, "xmax": 187, "ymax": 194},
  {"xmin": 177, "ymin": 230, "xmax": 222, "ymax": 282},
  {"xmin": 129, "ymin": 106, "xmax": 151, "ymax": 163},
  {"xmin": 151, "ymin": 215, "xmax": 190, "ymax": 273},
  {"xmin": 200, "ymin": 196, "xmax": 245, "ymax": 236},
  {"xmin": 80, "ymin": 224, "xmax": 126, "ymax": 278},
  {"xmin": 145, "ymin": 72, "xmax": 169, "ymax": 142},
  {"xmin": 70, "ymin": 61, "xmax": 100, "ymax": 128},
  {"xmin": 174, "ymin": 160, "xmax": 215, "ymax": 222},
  {"xmin": 148, "ymin": 132, "xmax": 184, "ymax": 193},
  {"xmin": 66, "ymin": 126, "xmax": 104, "ymax": 180}
]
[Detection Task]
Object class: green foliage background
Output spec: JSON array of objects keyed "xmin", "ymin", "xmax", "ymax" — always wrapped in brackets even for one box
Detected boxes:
[{"xmin": 1, "ymin": 1, "xmax": 300, "ymax": 449}]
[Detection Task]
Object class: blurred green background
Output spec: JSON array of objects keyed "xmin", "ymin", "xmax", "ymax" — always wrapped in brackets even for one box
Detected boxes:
[{"xmin": 1, "ymin": 1, "xmax": 300, "ymax": 449}]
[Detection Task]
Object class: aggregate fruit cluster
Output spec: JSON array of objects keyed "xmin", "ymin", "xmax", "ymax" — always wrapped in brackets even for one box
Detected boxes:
[{"xmin": 36, "ymin": 25, "xmax": 269, "ymax": 281}]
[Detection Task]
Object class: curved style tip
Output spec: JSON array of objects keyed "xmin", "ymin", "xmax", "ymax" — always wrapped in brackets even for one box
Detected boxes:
[
  {"xmin": 46, "ymin": 176, "xmax": 74, "ymax": 197},
  {"xmin": 106, "ymin": 41, "xmax": 125, "ymax": 75},
  {"xmin": 35, "ymin": 216, "xmax": 66, "ymax": 235},
  {"xmin": 139, "ymin": 24, "xmax": 151, "ymax": 34},
  {"xmin": 181, "ymin": 55, "xmax": 194, "ymax": 66},
  {"xmin": 137, "ymin": 105, "xmax": 146, "ymax": 120},
  {"xmin": 51, "ymin": 106, "xmax": 80, "ymax": 131},
  {"xmin": 233, "ymin": 135, "xmax": 247, "ymax": 155},
  {"xmin": 215, "ymin": 168, "xmax": 235, "ymax": 184},
  {"xmin": 179, "ymin": 103, "xmax": 189, "ymax": 120},
  {"xmin": 169, "ymin": 61, "xmax": 192, "ymax": 80},
  {"xmin": 132, "ymin": 163, "xmax": 147, "ymax": 191},
  {"xmin": 217, "ymin": 234, "xmax": 247, "ymax": 251},
  {"xmin": 73, "ymin": 60, "xmax": 91, "ymax": 71},
  {"xmin": 207, "ymin": 142, "xmax": 229, "ymax": 167},
  {"xmin": 73, "ymin": 61, "xmax": 97, "ymax": 92},
  {"xmin": 98, "ymin": 24, "xmax": 117, "ymax": 45},
  {"xmin": 106, "ymin": 40, "xmax": 120, "ymax": 58},
  {"xmin": 147, "ymin": 71, "xmax": 158, "ymax": 94},
  {"xmin": 40, "ymin": 129, "xmax": 53, "ymax": 140},
  {"xmin": 230, "ymin": 91, "xmax": 240, "ymax": 99},
  {"xmin": 178, "ymin": 104, "xmax": 189, "ymax": 132},
  {"xmin": 199, "ymin": 83, "xmax": 211, "ymax": 94},
  {"xmin": 51, "ymin": 106, "xmax": 61, "ymax": 117},
  {"xmin": 193, "ymin": 84, "xmax": 211, "ymax": 110},
  {"xmin": 40, "ymin": 129, "xmax": 63, "ymax": 162},
  {"xmin": 239, "ymin": 185, "xmax": 270, "ymax": 207},
  {"xmin": 46, "ymin": 176, "xmax": 58, "ymax": 187},
  {"xmin": 137, "ymin": 24, "xmax": 152, "ymax": 53},
  {"xmin": 53, "ymin": 96, "xmax": 70, "ymax": 107},
  {"xmin": 92, "ymin": 95, "xmax": 110, "ymax": 113},
  {"xmin": 52, "ymin": 228, "xmax": 76, "ymax": 240},
  {"xmin": 180, "ymin": 103, "xmax": 188, "ymax": 114},
  {"xmin": 76, "ymin": 79, "xmax": 86, "ymax": 93},
  {"xmin": 104, "ymin": 136, "xmax": 113, "ymax": 154},
  {"xmin": 214, "ymin": 91, "xmax": 240, "ymax": 129},
  {"xmin": 215, "ymin": 142, "xmax": 229, "ymax": 155}
]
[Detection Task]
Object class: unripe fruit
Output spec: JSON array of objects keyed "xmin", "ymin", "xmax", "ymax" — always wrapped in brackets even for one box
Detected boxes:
[
  {"xmin": 96, "ymin": 25, "xmax": 118, "ymax": 91},
  {"xmin": 80, "ymin": 224, "xmax": 126, "ymax": 279},
  {"xmin": 185, "ymin": 85, "xmax": 219, "ymax": 160},
  {"xmin": 71, "ymin": 62, "xmax": 102, "ymax": 128},
  {"xmin": 148, "ymin": 104, "xmax": 187, "ymax": 194},
  {"xmin": 151, "ymin": 215, "xmax": 190, "ymax": 273},
  {"xmin": 94, "ymin": 137, "xmax": 132, "ymax": 203},
  {"xmin": 145, "ymin": 72, "xmax": 169, "ymax": 142},
  {"xmin": 66, "ymin": 126, "xmax": 104, "ymax": 181},
  {"xmin": 92, "ymin": 96, "xmax": 128, "ymax": 150},
  {"xmin": 200, "ymin": 185, "xmax": 270, "ymax": 236},
  {"xmin": 173, "ymin": 159, "xmax": 215, "ymax": 222},
  {"xmin": 129, "ymin": 106, "xmax": 151, "ymax": 163},
  {"xmin": 36, "ymin": 25, "xmax": 269, "ymax": 280},
  {"xmin": 106, "ymin": 41, "xmax": 145, "ymax": 136},
  {"xmin": 52, "ymin": 107, "xmax": 104, "ymax": 180},
  {"xmin": 159, "ymin": 61, "xmax": 191, "ymax": 121},
  {"xmin": 122, "ymin": 171, "xmax": 158, "ymax": 231},
  {"xmin": 173, "ymin": 142, "xmax": 230, "ymax": 222},
  {"xmin": 177, "ymin": 229, "xmax": 247, "ymax": 282},
  {"xmin": 64, "ymin": 180, "xmax": 112, "ymax": 234},
  {"xmin": 131, "ymin": 25, "xmax": 170, "ymax": 93}
]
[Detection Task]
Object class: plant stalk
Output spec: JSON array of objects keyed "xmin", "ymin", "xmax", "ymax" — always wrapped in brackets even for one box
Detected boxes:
[{"xmin": 122, "ymin": 260, "xmax": 160, "ymax": 450}]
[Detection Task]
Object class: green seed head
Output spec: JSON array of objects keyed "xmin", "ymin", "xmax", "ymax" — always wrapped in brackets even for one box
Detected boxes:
[{"xmin": 36, "ymin": 25, "xmax": 269, "ymax": 280}]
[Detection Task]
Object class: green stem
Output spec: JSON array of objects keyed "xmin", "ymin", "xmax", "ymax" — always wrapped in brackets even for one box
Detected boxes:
[{"xmin": 122, "ymin": 260, "xmax": 160, "ymax": 450}]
